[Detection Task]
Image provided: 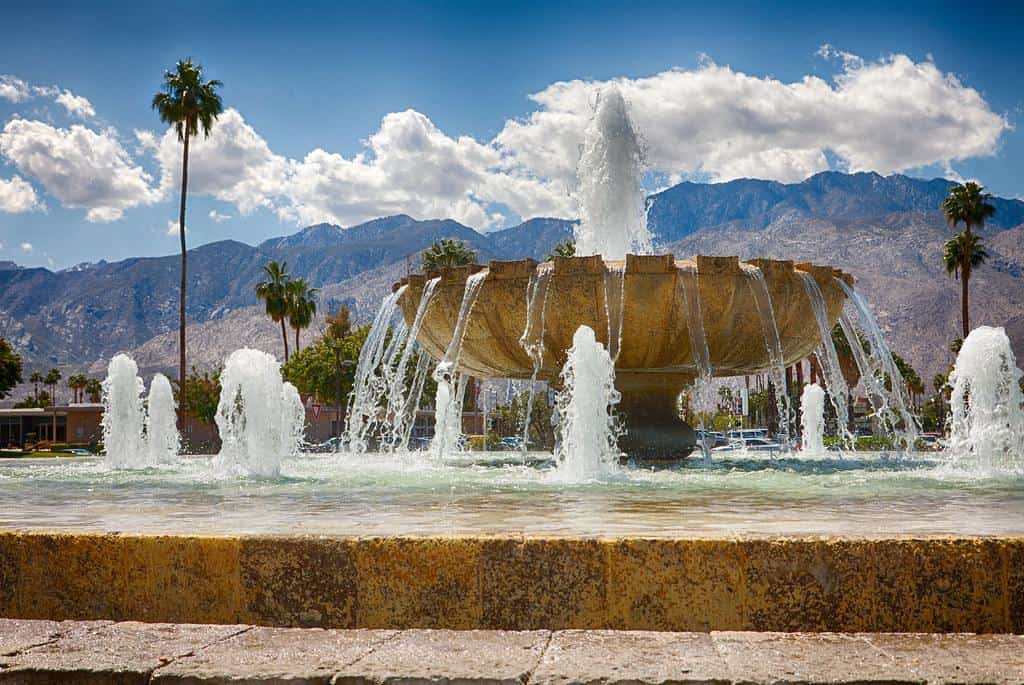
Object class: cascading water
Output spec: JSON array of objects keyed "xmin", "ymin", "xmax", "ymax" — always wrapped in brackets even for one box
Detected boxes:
[
  {"xmin": 430, "ymin": 270, "xmax": 488, "ymax": 458},
  {"xmin": 677, "ymin": 265, "xmax": 714, "ymax": 460},
  {"xmin": 835, "ymin": 279, "xmax": 919, "ymax": 448},
  {"xmin": 101, "ymin": 353, "xmax": 146, "ymax": 469},
  {"xmin": 800, "ymin": 383, "xmax": 826, "ymax": 455},
  {"xmin": 214, "ymin": 348, "xmax": 305, "ymax": 478},
  {"xmin": 553, "ymin": 326, "xmax": 621, "ymax": 481},
  {"xmin": 743, "ymin": 266, "xmax": 791, "ymax": 446},
  {"xmin": 800, "ymin": 273, "xmax": 854, "ymax": 446},
  {"xmin": 946, "ymin": 326, "xmax": 1024, "ymax": 474},
  {"xmin": 145, "ymin": 373, "xmax": 179, "ymax": 465},
  {"xmin": 518, "ymin": 263, "xmax": 553, "ymax": 452},
  {"xmin": 345, "ymin": 285, "xmax": 408, "ymax": 453},
  {"xmin": 574, "ymin": 87, "xmax": 652, "ymax": 259},
  {"xmin": 604, "ymin": 263, "xmax": 626, "ymax": 361},
  {"xmin": 383, "ymin": 277, "xmax": 440, "ymax": 451}
]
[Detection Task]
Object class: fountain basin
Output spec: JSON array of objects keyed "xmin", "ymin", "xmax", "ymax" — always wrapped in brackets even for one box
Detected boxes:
[{"xmin": 396, "ymin": 254, "xmax": 852, "ymax": 457}]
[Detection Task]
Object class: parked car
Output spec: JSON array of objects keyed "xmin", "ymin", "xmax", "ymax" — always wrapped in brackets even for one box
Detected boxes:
[
  {"xmin": 712, "ymin": 437, "xmax": 784, "ymax": 454},
  {"xmin": 694, "ymin": 430, "xmax": 728, "ymax": 448},
  {"xmin": 63, "ymin": 448, "xmax": 94, "ymax": 456}
]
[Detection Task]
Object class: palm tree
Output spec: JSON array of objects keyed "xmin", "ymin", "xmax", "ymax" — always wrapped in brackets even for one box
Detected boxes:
[
  {"xmin": 943, "ymin": 230, "xmax": 989, "ymax": 338},
  {"xmin": 941, "ymin": 182, "xmax": 996, "ymax": 338},
  {"xmin": 286, "ymin": 278, "xmax": 319, "ymax": 352},
  {"xmin": 422, "ymin": 239, "xmax": 476, "ymax": 271},
  {"xmin": 85, "ymin": 378, "xmax": 102, "ymax": 403},
  {"xmin": 67, "ymin": 374, "xmax": 86, "ymax": 403},
  {"xmin": 44, "ymin": 368, "xmax": 61, "ymax": 406},
  {"xmin": 256, "ymin": 260, "xmax": 292, "ymax": 362},
  {"xmin": 153, "ymin": 59, "xmax": 224, "ymax": 426},
  {"xmin": 29, "ymin": 371, "xmax": 43, "ymax": 402},
  {"xmin": 547, "ymin": 239, "xmax": 576, "ymax": 260}
]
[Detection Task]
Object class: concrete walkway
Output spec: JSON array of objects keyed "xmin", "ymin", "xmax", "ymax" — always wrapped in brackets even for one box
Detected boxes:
[{"xmin": 1, "ymin": 619, "xmax": 1022, "ymax": 684}]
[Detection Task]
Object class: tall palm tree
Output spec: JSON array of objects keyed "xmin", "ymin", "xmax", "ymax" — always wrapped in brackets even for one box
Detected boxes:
[
  {"xmin": 422, "ymin": 239, "xmax": 476, "ymax": 271},
  {"xmin": 941, "ymin": 182, "xmax": 996, "ymax": 338},
  {"xmin": 943, "ymin": 230, "xmax": 989, "ymax": 338},
  {"xmin": 153, "ymin": 59, "xmax": 224, "ymax": 426},
  {"xmin": 44, "ymin": 368, "xmax": 61, "ymax": 406},
  {"xmin": 67, "ymin": 374, "xmax": 85, "ymax": 403},
  {"xmin": 286, "ymin": 278, "xmax": 319, "ymax": 352},
  {"xmin": 85, "ymin": 378, "xmax": 102, "ymax": 403},
  {"xmin": 256, "ymin": 261, "xmax": 292, "ymax": 362},
  {"xmin": 29, "ymin": 371, "xmax": 43, "ymax": 402}
]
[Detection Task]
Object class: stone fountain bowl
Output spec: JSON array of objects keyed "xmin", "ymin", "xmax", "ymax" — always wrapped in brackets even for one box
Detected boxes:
[{"xmin": 395, "ymin": 254, "xmax": 852, "ymax": 458}]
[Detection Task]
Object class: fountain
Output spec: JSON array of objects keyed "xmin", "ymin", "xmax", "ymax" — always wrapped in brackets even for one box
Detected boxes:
[
  {"xmin": 946, "ymin": 326, "xmax": 1024, "ymax": 473},
  {"xmin": 214, "ymin": 348, "xmax": 305, "ymax": 478},
  {"xmin": 146, "ymin": 373, "xmax": 180, "ymax": 465},
  {"xmin": 553, "ymin": 325, "xmax": 622, "ymax": 480},
  {"xmin": 800, "ymin": 382, "xmax": 826, "ymax": 455},
  {"xmin": 386, "ymin": 88, "xmax": 853, "ymax": 460}
]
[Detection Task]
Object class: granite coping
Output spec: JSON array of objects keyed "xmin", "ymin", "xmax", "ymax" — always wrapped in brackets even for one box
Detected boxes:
[{"xmin": 1, "ymin": 620, "xmax": 1023, "ymax": 684}]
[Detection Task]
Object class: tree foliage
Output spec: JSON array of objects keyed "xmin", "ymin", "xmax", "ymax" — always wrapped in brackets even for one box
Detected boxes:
[
  {"xmin": 0, "ymin": 338, "xmax": 23, "ymax": 399},
  {"xmin": 421, "ymin": 239, "xmax": 476, "ymax": 271},
  {"xmin": 943, "ymin": 231, "xmax": 988, "ymax": 280},
  {"xmin": 177, "ymin": 367, "xmax": 222, "ymax": 425},
  {"xmin": 281, "ymin": 306, "xmax": 367, "ymax": 405},
  {"xmin": 547, "ymin": 239, "xmax": 576, "ymax": 260}
]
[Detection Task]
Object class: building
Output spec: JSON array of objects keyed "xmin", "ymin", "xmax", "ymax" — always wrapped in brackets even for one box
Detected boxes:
[{"xmin": 0, "ymin": 404, "xmax": 103, "ymax": 448}]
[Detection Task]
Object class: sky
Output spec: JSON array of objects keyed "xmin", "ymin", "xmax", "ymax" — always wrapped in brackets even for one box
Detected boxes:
[{"xmin": 0, "ymin": 0, "xmax": 1022, "ymax": 269}]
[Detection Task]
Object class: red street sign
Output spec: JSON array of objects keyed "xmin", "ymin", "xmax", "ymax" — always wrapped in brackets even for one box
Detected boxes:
[{"xmin": 311, "ymin": 403, "xmax": 322, "ymax": 421}]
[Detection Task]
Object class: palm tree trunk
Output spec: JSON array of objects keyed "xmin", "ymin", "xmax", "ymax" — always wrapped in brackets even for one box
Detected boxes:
[
  {"xmin": 280, "ymin": 318, "xmax": 290, "ymax": 362},
  {"xmin": 177, "ymin": 131, "xmax": 191, "ymax": 430},
  {"xmin": 295, "ymin": 326, "xmax": 300, "ymax": 353},
  {"xmin": 961, "ymin": 224, "xmax": 971, "ymax": 339}
]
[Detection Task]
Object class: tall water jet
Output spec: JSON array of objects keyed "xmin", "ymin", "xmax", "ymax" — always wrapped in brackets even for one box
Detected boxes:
[
  {"xmin": 744, "ymin": 265, "xmax": 791, "ymax": 445},
  {"xmin": 145, "ymin": 373, "xmax": 179, "ymax": 465},
  {"xmin": 101, "ymin": 354, "xmax": 146, "ymax": 469},
  {"xmin": 214, "ymin": 348, "xmax": 305, "ymax": 478},
  {"xmin": 800, "ymin": 273, "xmax": 854, "ymax": 446},
  {"xmin": 430, "ymin": 270, "xmax": 488, "ymax": 458},
  {"xmin": 574, "ymin": 87, "xmax": 651, "ymax": 259},
  {"xmin": 947, "ymin": 326, "xmax": 1024, "ymax": 473},
  {"xmin": 800, "ymin": 383, "xmax": 826, "ymax": 456},
  {"xmin": 553, "ymin": 326, "xmax": 621, "ymax": 481}
]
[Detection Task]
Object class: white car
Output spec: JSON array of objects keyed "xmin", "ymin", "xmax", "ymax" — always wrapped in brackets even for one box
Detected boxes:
[{"xmin": 712, "ymin": 437, "xmax": 784, "ymax": 453}]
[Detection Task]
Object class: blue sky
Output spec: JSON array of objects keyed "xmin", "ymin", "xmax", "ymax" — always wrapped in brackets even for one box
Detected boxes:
[{"xmin": 1, "ymin": 0, "xmax": 1021, "ymax": 269}]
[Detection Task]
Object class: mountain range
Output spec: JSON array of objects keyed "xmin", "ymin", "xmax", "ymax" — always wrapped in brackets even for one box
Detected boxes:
[{"xmin": 2, "ymin": 171, "xmax": 1022, "ymax": 394}]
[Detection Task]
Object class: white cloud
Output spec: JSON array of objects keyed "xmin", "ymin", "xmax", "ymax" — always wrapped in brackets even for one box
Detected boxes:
[
  {"xmin": 0, "ymin": 119, "xmax": 160, "ymax": 222},
  {"xmin": 54, "ymin": 90, "xmax": 95, "ymax": 118},
  {"xmin": 208, "ymin": 209, "xmax": 231, "ymax": 222},
  {"xmin": 0, "ymin": 241, "xmax": 5, "ymax": 250},
  {"xmin": 0, "ymin": 75, "xmax": 31, "ymax": 102},
  {"xmin": 495, "ymin": 51, "xmax": 1010, "ymax": 185},
  {"xmin": 165, "ymin": 219, "xmax": 182, "ymax": 236},
  {"xmin": 20, "ymin": 242, "xmax": 32, "ymax": 253},
  {"xmin": 0, "ymin": 175, "xmax": 40, "ymax": 213}
]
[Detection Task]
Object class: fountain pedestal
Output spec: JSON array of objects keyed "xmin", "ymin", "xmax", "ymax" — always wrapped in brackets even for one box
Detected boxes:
[{"xmin": 615, "ymin": 373, "xmax": 696, "ymax": 460}]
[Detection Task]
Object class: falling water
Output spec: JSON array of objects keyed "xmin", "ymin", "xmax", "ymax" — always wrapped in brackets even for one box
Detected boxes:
[
  {"xmin": 101, "ymin": 353, "xmax": 146, "ymax": 469},
  {"xmin": 430, "ymin": 271, "xmax": 488, "ymax": 458},
  {"xmin": 835, "ymin": 279, "xmax": 919, "ymax": 447},
  {"xmin": 604, "ymin": 263, "xmax": 626, "ymax": 361},
  {"xmin": 677, "ymin": 266, "xmax": 713, "ymax": 460},
  {"xmin": 146, "ymin": 373, "xmax": 179, "ymax": 465},
  {"xmin": 799, "ymin": 273, "xmax": 854, "ymax": 446},
  {"xmin": 946, "ymin": 326, "xmax": 1024, "ymax": 473},
  {"xmin": 553, "ymin": 326, "xmax": 621, "ymax": 481},
  {"xmin": 345, "ymin": 285, "xmax": 408, "ymax": 453},
  {"xmin": 518, "ymin": 263, "xmax": 553, "ymax": 451},
  {"xmin": 800, "ymin": 383, "xmax": 826, "ymax": 455},
  {"xmin": 574, "ymin": 87, "xmax": 652, "ymax": 259},
  {"xmin": 398, "ymin": 349, "xmax": 434, "ymax": 450},
  {"xmin": 214, "ymin": 348, "xmax": 305, "ymax": 478},
  {"xmin": 383, "ymin": 277, "xmax": 440, "ymax": 451},
  {"xmin": 743, "ymin": 266, "xmax": 791, "ymax": 445}
]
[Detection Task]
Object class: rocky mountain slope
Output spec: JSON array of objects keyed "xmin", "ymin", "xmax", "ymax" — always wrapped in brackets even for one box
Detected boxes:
[{"xmin": 4, "ymin": 171, "xmax": 1023, "ymax": 386}]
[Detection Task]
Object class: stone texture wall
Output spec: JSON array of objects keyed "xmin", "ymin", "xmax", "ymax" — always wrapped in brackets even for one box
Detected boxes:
[{"xmin": 1, "ymin": 532, "xmax": 1020, "ymax": 633}]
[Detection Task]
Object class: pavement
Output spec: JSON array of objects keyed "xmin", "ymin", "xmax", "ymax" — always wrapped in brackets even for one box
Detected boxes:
[{"xmin": 0, "ymin": 619, "xmax": 1022, "ymax": 684}]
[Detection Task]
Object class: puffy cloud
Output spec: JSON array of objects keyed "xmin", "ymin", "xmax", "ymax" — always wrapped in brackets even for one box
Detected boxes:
[
  {"xmin": 20, "ymin": 242, "xmax": 32, "ymax": 253},
  {"xmin": 0, "ymin": 75, "xmax": 31, "ymax": 102},
  {"xmin": 0, "ymin": 175, "xmax": 40, "ymax": 213},
  {"xmin": 166, "ymin": 219, "xmax": 182, "ymax": 236},
  {"xmin": 208, "ymin": 209, "xmax": 231, "ymax": 222},
  {"xmin": 496, "ymin": 51, "xmax": 1010, "ymax": 185},
  {"xmin": 54, "ymin": 90, "xmax": 95, "ymax": 118},
  {"xmin": 0, "ymin": 118, "xmax": 160, "ymax": 222}
]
